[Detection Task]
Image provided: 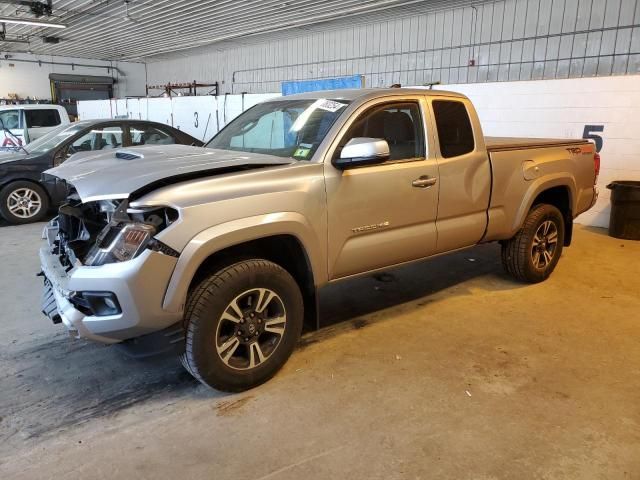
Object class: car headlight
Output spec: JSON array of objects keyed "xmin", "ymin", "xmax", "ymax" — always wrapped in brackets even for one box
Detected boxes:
[{"xmin": 84, "ymin": 222, "xmax": 156, "ymax": 266}]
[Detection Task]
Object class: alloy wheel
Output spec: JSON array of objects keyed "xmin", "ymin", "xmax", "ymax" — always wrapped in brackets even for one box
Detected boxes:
[
  {"xmin": 531, "ymin": 220, "xmax": 559, "ymax": 269},
  {"xmin": 215, "ymin": 288, "xmax": 287, "ymax": 370},
  {"xmin": 6, "ymin": 187, "xmax": 43, "ymax": 219}
]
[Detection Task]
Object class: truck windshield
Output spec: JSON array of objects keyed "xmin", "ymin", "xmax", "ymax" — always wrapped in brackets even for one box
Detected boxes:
[
  {"xmin": 25, "ymin": 124, "xmax": 85, "ymax": 154},
  {"xmin": 206, "ymin": 99, "xmax": 350, "ymax": 160}
]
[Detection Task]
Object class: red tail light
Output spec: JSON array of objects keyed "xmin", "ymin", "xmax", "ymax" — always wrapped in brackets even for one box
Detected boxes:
[{"xmin": 594, "ymin": 152, "xmax": 601, "ymax": 183}]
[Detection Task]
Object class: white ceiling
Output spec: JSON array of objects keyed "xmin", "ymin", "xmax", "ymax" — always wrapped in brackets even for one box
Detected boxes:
[{"xmin": 0, "ymin": 0, "xmax": 483, "ymax": 61}]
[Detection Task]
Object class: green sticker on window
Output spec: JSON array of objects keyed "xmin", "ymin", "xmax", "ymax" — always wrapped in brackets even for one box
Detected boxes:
[{"xmin": 294, "ymin": 147, "xmax": 311, "ymax": 158}]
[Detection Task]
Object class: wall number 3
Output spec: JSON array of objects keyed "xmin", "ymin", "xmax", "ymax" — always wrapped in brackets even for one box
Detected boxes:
[{"xmin": 583, "ymin": 125, "xmax": 604, "ymax": 153}]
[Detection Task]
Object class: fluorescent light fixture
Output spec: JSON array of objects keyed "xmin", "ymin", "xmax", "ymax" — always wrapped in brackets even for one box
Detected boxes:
[
  {"xmin": 0, "ymin": 16, "xmax": 66, "ymax": 29},
  {"xmin": 1, "ymin": 38, "xmax": 30, "ymax": 44}
]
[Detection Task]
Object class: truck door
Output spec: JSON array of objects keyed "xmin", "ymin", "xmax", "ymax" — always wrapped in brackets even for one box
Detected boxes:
[
  {"xmin": 324, "ymin": 97, "xmax": 439, "ymax": 279},
  {"xmin": 429, "ymin": 98, "xmax": 491, "ymax": 252}
]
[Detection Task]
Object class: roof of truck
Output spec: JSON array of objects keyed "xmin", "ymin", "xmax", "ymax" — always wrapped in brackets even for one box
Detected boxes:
[{"xmin": 273, "ymin": 87, "xmax": 469, "ymax": 102}]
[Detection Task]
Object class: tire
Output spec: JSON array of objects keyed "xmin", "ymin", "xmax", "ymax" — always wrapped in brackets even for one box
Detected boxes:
[
  {"xmin": 0, "ymin": 181, "xmax": 50, "ymax": 224},
  {"xmin": 180, "ymin": 259, "xmax": 304, "ymax": 392},
  {"xmin": 501, "ymin": 204, "xmax": 565, "ymax": 283}
]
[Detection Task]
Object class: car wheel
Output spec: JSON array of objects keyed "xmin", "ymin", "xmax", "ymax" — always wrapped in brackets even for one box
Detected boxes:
[
  {"xmin": 501, "ymin": 204, "xmax": 565, "ymax": 283},
  {"xmin": 180, "ymin": 259, "xmax": 304, "ymax": 392},
  {"xmin": 0, "ymin": 181, "xmax": 50, "ymax": 224}
]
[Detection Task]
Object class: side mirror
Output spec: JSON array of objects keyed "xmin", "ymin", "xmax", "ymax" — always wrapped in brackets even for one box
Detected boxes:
[{"xmin": 334, "ymin": 137, "xmax": 390, "ymax": 169}]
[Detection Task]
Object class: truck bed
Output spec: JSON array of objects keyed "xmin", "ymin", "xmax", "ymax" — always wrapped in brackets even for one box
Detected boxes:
[
  {"xmin": 485, "ymin": 136, "xmax": 589, "ymax": 152},
  {"xmin": 482, "ymin": 135, "xmax": 597, "ymax": 244}
]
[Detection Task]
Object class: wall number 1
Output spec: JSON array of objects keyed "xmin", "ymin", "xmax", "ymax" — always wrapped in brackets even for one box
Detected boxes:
[{"xmin": 583, "ymin": 125, "xmax": 604, "ymax": 152}]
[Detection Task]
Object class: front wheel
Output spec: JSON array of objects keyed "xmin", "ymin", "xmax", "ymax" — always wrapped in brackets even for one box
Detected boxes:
[
  {"xmin": 180, "ymin": 259, "xmax": 304, "ymax": 392},
  {"xmin": 502, "ymin": 204, "xmax": 565, "ymax": 283}
]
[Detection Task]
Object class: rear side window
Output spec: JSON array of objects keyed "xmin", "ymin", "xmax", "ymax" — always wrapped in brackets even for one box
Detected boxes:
[
  {"xmin": 25, "ymin": 109, "xmax": 61, "ymax": 128},
  {"xmin": 432, "ymin": 100, "xmax": 474, "ymax": 158},
  {"xmin": 130, "ymin": 125, "xmax": 176, "ymax": 146}
]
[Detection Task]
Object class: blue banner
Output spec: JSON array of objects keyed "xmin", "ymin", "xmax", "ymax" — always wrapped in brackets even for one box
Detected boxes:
[{"xmin": 281, "ymin": 75, "xmax": 364, "ymax": 96}]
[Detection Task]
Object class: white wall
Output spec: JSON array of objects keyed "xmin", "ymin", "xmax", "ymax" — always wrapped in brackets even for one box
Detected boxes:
[
  {"xmin": 77, "ymin": 93, "xmax": 280, "ymax": 141},
  {"xmin": 439, "ymin": 74, "xmax": 640, "ymax": 228},
  {"xmin": 0, "ymin": 53, "xmax": 146, "ymax": 100}
]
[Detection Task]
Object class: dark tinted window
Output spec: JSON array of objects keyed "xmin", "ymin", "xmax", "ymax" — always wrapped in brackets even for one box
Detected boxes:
[
  {"xmin": 340, "ymin": 102, "xmax": 425, "ymax": 161},
  {"xmin": 25, "ymin": 109, "xmax": 61, "ymax": 128},
  {"xmin": 432, "ymin": 100, "xmax": 474, "ymax": 158}
]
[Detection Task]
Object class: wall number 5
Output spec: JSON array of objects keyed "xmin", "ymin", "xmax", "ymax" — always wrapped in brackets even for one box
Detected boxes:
[{"xmin": 583, "ymin": 125, "xmax": 604, "ymax": 153}]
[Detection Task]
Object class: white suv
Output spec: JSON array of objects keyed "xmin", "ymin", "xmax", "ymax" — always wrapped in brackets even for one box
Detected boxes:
[{"xmin": 0, "ymin": 104, "xmax": 70, "ymax": 150}]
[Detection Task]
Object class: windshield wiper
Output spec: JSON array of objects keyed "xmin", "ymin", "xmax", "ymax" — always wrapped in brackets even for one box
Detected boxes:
[{"xmin": 0, "ymin": 118, "xmax": 29, "ymax": 155}]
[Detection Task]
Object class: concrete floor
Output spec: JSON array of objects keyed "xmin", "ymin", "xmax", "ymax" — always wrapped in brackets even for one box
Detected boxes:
[{"xmin": 1, "ymin": 221, "xmax": 639, "ymax": 479}]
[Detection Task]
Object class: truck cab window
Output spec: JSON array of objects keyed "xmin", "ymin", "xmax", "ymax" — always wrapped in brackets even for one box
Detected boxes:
[
  {"xmin": 25, "ymin": 109, "xmax": 61, "ymax": 128},
  {"xmin": 229, "ymin": 110, "xmax": 288, "ymax": 150},
  {"xmin": 432, "ymin": 100, "xmax": 475, "ymax": 158},
  {"xmin": 339, "ymin": 102, "xmax": 425, "ymax": 161}
]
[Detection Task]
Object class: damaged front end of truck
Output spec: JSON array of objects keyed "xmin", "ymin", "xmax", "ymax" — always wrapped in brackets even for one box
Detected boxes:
[
  {"xmin": 38, "ymin": 144, "xmax": 292, "ymax": 347},
  {"xmin": 45, "ymin": 190, "xmax": 179, "ymax": 272},
  {"xmin": 40, "ymin": 181, "xmax": 183, "ymax": 346}
]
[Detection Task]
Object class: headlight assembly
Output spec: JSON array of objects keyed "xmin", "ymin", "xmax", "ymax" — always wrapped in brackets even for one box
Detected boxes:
[{"xmin": 85, "ymin": 222, "xmax": 156, "ymax": 266}]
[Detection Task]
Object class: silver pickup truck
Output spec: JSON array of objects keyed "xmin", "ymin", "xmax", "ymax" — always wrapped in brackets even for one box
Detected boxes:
[{"xmin": 39, "ymin": 88, "xmax": 599, "ymax": 391}]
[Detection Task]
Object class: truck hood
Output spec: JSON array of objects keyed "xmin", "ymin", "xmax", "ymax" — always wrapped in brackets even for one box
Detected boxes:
[{"xmin": 45, "ymin": 144, "xmax": 294, "ymax": 202}]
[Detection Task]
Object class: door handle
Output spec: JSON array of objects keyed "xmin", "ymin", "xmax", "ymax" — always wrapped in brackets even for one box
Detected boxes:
[{"xmin": 412, "ymin": 176, "xmax": 437, "ymax": 188}]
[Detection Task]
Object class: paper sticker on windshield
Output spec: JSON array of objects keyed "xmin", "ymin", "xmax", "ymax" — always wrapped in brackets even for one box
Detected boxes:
[{"xmin": 315, "ymin": 99, "xmax": 347, "ymax": 113}]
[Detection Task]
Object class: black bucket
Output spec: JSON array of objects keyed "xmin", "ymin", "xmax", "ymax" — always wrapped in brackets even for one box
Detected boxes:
[{"xmin": 606, "ymin": 181, "xmax": 640, "ymax": 240}]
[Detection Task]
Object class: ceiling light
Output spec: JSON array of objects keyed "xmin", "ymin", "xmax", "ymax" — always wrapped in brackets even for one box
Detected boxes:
[
  {"xmin": 0, "ymin": 16, "xmax": 66, "ymax": 29},
  {"xmin": 1, "ymin": 38, "xmax": 30, "ymax": 44}
]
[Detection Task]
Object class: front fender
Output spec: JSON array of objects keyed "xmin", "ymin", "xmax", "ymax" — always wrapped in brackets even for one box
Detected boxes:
[
  {"xmin": 162, "ymin": 212, "xmax": 325, "ymax": 314},
  {"xmin": 0, "ymin": 171, "xmax": 43, "ymax": 188}
]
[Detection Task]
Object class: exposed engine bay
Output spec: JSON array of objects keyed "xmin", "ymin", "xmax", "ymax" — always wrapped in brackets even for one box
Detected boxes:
[{"xmin": 49, "ymin": 189, "xmax": 179, "ymax": 269}]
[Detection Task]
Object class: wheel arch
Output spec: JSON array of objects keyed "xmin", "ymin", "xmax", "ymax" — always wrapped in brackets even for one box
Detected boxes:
[
  {"xmin": 513, "ymin": 177, "xmax": 576, "ymax": 246},
  {"xmin": 530, "ymin": 185, "xmax": 573, "ymax": 246},
  {"xmin": 0, "ymin": 176, "xmax": 51, "ymax": 201},
  {"xmin": 162, "ymin": 215, "xmax": 324, "ymax": 330}
]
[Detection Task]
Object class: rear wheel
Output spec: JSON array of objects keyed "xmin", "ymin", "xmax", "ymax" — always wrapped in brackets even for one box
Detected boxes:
[
  {"xmin": 180, "ymin": 259, "xmax": 303, "ymax": 392},
  {"xmin": 0, "ymin": 181, "xmax": 49, "ymax": 224},
  {"xmin": 501, "ymin": 204, "xmax": 565, "ymax": 283}
]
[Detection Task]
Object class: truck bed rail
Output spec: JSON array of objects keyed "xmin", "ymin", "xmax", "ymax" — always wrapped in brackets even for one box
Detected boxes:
[{"xmin": 485, "ymin": 137, "xmax": 590, "ymax": 152}]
